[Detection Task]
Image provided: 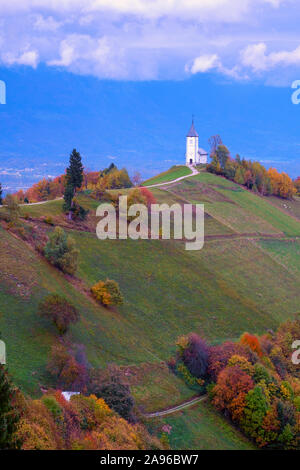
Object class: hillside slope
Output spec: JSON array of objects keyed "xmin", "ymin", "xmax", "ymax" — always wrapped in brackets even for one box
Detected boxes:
[{"xmin": 1, "ymin": 168, "xmax": 300, "ymax": 449}]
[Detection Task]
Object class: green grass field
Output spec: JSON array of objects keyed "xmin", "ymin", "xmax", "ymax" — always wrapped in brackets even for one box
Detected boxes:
[
  {"xmin": 150, "ymin": 401, "xmax": 255, "ymax": 450},
  {"xmin": 142, "ymin": 166, "xmax": 192, "ymax": 186}
]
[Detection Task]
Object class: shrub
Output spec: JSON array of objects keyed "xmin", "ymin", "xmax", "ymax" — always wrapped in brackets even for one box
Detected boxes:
[
  {"xmin": 44, "ymin": 227, "xmax": 79, "ymax": 275},
  {"xmin": 180, "ymin": 333, "xmax": 209, "ymax": 379},
  {"xmin": 91, "ymin": 279, "xmax": 123, "ymax": 307},
  {"xmin": 208, "ymin": 341, "xmax": 251, "ymax": 382},
  {"xmin": 44, "ymin": 216, "xmax": 54, "ymax": 225},
  {"xmin": 5, "ymin": 194, "xmax": 20, "ymax": 224},
  {"xmin": 240, "ymin": 332, "xmax": 263, "ymax": 357},
  {"xmin": 88, "ymin": 367, "xmax": 135, "ymax": 422},
  {"xmin": 38, "ymin": 294, "xmax": 79, "ymax": 335},
  {"xmin": 47, "ymin": 343, "xmax": 87, "ymax": 391}
]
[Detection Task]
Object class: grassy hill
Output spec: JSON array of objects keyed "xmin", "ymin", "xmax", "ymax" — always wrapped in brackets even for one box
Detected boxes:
[
  {"xmin": 153, "ymin": 400, "xmax": 255, "ymax": 450},
  {"xmin": 142, "ymin": 165, "xmax": 192, "ymax": 186},
  {"xmin": 1, "ymin": 167, "xmax": 300, "ymax": 449}
]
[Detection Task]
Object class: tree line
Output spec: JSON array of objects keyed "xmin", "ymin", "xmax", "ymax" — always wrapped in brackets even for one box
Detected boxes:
[{"xmin": 208, "ymin": 144, "xmax": 297, "ymax": 199}]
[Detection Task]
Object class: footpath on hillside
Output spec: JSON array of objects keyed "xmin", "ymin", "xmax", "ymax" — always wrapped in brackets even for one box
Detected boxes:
[
  {"xmin": 144, "ymin": 395, "xmax": 207, "ymax": 418},
  {"xmin": 144, "ymin": 165, "xmax": 199, "ymax": 188}
]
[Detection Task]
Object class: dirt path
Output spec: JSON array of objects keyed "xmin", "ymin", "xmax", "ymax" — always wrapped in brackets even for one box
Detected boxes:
[
  {"xmin": 144, "ymin": 165, "xmax": 199, "ymax": 188},
  {"xmin": 0, "ymin": 197, "xmax": 63, "ymax": 208},
  {"xmin": 144, "ymin": 395, "xmax": 207, "ymax": 418}
]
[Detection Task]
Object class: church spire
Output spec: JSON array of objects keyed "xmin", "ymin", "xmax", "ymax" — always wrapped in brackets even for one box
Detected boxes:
[{"xmin": 187, "ymin": 118, "xmax": 198, "ymax": 137}]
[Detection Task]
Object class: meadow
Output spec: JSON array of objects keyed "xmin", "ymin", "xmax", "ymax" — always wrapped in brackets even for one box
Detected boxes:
[{"xmin": 142, "ymin": 165, "xmax": 192, "ymax": 186}]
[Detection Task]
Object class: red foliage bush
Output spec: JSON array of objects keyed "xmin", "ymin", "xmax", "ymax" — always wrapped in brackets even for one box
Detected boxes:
[
  {"xmin": 240, "ymin": 333, "xmax": 263, "ymax": 357},
  {"xmin": 208, "ymin": 341, "xmax": 251, "ymax": 382}
]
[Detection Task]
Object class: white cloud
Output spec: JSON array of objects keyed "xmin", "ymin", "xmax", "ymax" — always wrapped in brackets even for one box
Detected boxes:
[
  {"xmin": 186, "ymin": 54, "xmax": 220, "ymax": 74},
  {"xmin": 2, "ymin": 49, "xmax": 39, "ymax": 68},
  {"xmin": 0, "ymin": 1, "xmax": 276, "ymax": 21},
  {"xmin": 33, "ymin": 15, "xmax": 62, "ymax": 32},
  {"xmin": 241, "ymin": 42, "xmax": 300, "ymax": 71},
  {"xmin": 186, "ymin": 53, "xmax": 246, "ymax": 80}
]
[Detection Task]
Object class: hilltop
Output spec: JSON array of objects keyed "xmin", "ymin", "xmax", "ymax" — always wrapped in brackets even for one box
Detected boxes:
[{"xmin": 1, "ymin": 166, "xmax": 300, "ymax": 449}]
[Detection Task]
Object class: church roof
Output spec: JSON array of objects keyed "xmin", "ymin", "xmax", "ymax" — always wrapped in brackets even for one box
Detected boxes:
[
  {"xmin": 198, "ymin": 148, "xmax": 208, "ymax": 155},
  {"xmin": 187, "ymin": 120, "xmax": 198, "ymax": 137}
]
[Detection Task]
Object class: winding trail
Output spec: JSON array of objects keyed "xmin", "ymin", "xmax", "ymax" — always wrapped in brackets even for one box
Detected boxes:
[
  {"xmin": 0, "ymin": 197, "xmax": 63, "ymax": 208},
  {"xmin": 144, "ymin": 165, "xmax": 199, "ymax": 188},
  {"xmin": 144, "ymin": 395, "xmax": 207, "ymax": 418}
]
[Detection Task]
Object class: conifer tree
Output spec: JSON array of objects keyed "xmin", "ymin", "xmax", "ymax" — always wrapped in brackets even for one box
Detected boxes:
[
  {"xmin": 64, "ymin": 149, "xmax": 84, "ymax": 219},
  {"xmin": 0, "ymin": 182, "xmax": 2, "ymax": 205},
  {"xmin": 66, "ymin": 149, "xmax": 84, "ymax": 193}
]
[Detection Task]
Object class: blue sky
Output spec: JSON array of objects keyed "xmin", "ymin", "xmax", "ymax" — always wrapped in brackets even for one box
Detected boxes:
[{"xmin": 1, "ymin": 1, "xmax": 300, "ymax": 192}]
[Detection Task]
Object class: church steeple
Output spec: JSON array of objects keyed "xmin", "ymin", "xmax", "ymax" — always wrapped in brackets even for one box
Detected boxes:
[{"xmin": 187, "ymin": 118, "xmax": 198, "ymax": 138}]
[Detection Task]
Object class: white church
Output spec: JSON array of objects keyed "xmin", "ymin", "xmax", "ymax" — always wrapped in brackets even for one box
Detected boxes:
[{"xmin": 185, "ymin": 120, "xmax": 208, "ymax": 166}]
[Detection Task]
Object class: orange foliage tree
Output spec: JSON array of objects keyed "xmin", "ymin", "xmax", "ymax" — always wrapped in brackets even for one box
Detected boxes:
[
  {"xmin": 240, "ymin": 332, "xmax": 263, "ymax": 357},
  {"xmin": 212, "ymin": 365, "xmax": 254, "ymax": 422}
]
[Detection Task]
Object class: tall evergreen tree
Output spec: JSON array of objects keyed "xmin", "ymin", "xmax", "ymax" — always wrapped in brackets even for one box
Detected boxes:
[
  {"xmin": 64, "ymin": 149, "xmax": 84, "ymax": 219},
  {"xmin": 66, "ymin": 149, "xmax": 84, "ymax": 193},
  {"xmin": 0, "ymin": 182, "xmax": 3, "ymax": 205}
]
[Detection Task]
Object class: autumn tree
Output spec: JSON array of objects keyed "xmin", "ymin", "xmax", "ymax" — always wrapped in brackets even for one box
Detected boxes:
[
  {"xmin": 47, "ymin": 343, "xmax": 87, "ymax": 391},
  {"xmin": 178, "ymin": 333, "xmax": 209, "ymax": 379},
  {"xmin": 44, "ymin": 227, "xmax": 79, "ymax": 275},
  {"xmin": 215, "ymin": 145, "xmax": 230, "ymax": 170},
  {"xmin": 132, "ymin": 171, "xmax": 142, "ymax": 187},
  {"xmin": 88, "ymin": 367, "xmax": 135, "ymax": 422},
  {"xmin": 38, "ymin": 294, "xmax": 79, "ymax": 335},
  {"xmin": 91, "ymin": 279, "xmax": 123, "ymax": 307},
  {"xmin": 208, "ymin": 341, "xmax": 251, "ymax": 381},
  {"xmin": 294, "ymin": 176, "xmax": 300, "ymax": 195},
  {"xmin": 213, "ymin": 365, "xmax": 254, "ymax": 422},
  {"xmin": 240, "ymin": 332, "xmax": 263, "ymax": 357},
  {"xmin": 5, "ymin": 194, "xmax": 20, "ymax": 224},
  {"xmin": 241, "ymin": 386, "xmax": 269, "ymax": 442}
]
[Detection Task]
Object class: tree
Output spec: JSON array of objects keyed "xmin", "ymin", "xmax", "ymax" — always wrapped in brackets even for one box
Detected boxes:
[
  {"xmin": 241, "ymin": 386, "xmax": 269, "ymax": 442},
  {"xmin": 240, "ymin": 332, "xmax": 263, "ymax": 357},
  {"xmin": 91, "ymin": 279, "xmax": 123, "ymax": 307},
  {"xmin": 215, "ymin": 145, "xmax": 230, "ymax": 170},
  {"xmin": 44, "ymin": 226, "xmax": 79, "ymax": 275},
  {"xmin": 179, "ymin": 333, "xmax": 209, "ymax": 379},
  {"xmin": 0, "ymin": 365, "xmax": 20, "ymax": 449},
  {"xmin": 63, "ymin": 183, "xmax": 74, "ymax": 213},
  {"xmin": 88, "ymin": 367, "xmax": 135, "ymax": 422},
  {"xmin": 64, "ymin": 149, "xmax": 84, "ymax": 219},
  {"xmin": 38, "ymin": 294, "xmax": 79, "ymax": 335},
  {"xmin": 66, "ymin": 149, "xmax": 84, "ymax": 192},
  {"xmin": 0, "ymin": 182, "xmax": 2, "ymax": 205},
  {"xmin": 5, "ymin": 194, "xmax": 20, "ymax": 223},
  {"xmin": 47, "ymin": 343, "xmax": 87, "ymax": 390},
  {"xmin": 132, "ymin": 172, "xmax": 142, "ymax": 187},
  {"xmin": 294, "ymin": 176, "xmax": 300, "ymax": 196},
  {"xmin": 208, "ymin": 341, "xmax": 251, "ymax": 382},
  {"xmin": 212, "ymin": 365, "xmax": 254, "ymax": 422}
]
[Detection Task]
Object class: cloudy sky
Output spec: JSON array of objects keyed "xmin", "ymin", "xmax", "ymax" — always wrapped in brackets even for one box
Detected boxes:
[
  {"xmin": 1, "ymin": 0, "xmax": 300, "ymax": 191},
  {"xmin": 1, "ymin": 0, "xmax": 300, "ymax": 82}
]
